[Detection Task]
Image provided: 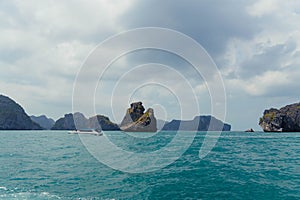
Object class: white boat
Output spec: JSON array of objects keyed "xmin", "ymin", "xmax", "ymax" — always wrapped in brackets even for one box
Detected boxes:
[{"xmin": 68, "ymin": 129, "xmax": 103, "ymax": 136}]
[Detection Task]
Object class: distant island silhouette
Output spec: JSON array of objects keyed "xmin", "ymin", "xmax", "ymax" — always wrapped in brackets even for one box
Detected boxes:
[{"xmin": 1, "ymin": 94, "xmax": 232, "ymax": 131}]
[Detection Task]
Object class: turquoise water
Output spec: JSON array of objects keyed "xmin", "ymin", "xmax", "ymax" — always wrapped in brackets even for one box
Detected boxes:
[{"xmin": 0, "ymin": 131, "xmax": 299, "ymax": 199}]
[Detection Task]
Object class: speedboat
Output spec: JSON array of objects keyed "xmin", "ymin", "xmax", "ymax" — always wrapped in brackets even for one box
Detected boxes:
[{"xmin": 68, "ymin": 129, "xmax": 103, "ymax": 136}]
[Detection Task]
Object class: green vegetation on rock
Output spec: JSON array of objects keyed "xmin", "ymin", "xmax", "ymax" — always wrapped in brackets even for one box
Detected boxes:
[
  {"xmin": 259, "ymin": 102, "xmax": 300, "ymax": 132},
  {"xmin": 120, "ymin": 102, "xmax": 157, "ymax": 132}
]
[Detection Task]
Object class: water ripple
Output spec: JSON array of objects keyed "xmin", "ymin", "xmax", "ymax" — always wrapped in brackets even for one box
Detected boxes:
[{"xmin": 0, "ymin": 131, "xmax": 299, "ymax": 199}]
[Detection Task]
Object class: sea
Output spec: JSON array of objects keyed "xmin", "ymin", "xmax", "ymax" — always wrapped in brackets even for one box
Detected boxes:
[{"xmin": 0, "ymin": 131, "xmax": 299, "ymax": 200}]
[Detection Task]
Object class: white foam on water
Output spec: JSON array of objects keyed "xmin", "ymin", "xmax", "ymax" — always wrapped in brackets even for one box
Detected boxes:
[
  {"xmin": 0, "ymin": 186, "xmax": 7, "ymax": 190},
  {"xmin": 0, "ymin": 191, "xmax": 62, "ymax": 199}
]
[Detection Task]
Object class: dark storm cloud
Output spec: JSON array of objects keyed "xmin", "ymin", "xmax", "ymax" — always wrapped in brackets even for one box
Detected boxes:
[{"xmin": 119, "ymin": 0, "xmax": 258, "ymax": 57}]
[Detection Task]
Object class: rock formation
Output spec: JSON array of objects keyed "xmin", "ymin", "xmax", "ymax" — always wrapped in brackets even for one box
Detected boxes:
[
  {"xmin": 162, "ymin": 115, "xmax": 231, "ymax": 131},
  {"xmin": 259, "ymin": 102, "xmax": 300, "ymax": 132},
  {"xmin": 120, "ymin": 102, "xmax": 157, "ymax": 132},
  {"xmin": 245, "ymin": 128, "xmax": 254, "ymax": 132},
  {"xmin": 52, "ymin": 112, "xmax": 120, "ymax": 131},
  {"xmin": 0, "ymin": 94, "xmax": 42, "ymax": 130},
  {"xmin": 30, "ymin": 115, "xmax": 55, "ymax": 130},
  {"xmin": 88, "ymin": 115, "xmax": 120, "ymax": 131},
  {"xmin": 51, "ymin": 113, "xmax": 83, "ymax": 130}
]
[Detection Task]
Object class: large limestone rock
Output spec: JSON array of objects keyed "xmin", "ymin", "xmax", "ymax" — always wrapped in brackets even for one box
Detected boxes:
[
  {"xmin": 30, "ymin": 115, "xmax": 55, "ymax": 130},
  {"xmin": 120, "ymin": 102, "xmax": 157, "ymax": 132},
  {"xmin": 0, "ymin": 94, "xmax": 42, "ymax": 130},
  {"xmin": 259, "ymin": 102, "xmax": 300, "ymax": 132},
  {"xmin": 51, "ymin": 112, "xmax": 87, "ymax": 130}
]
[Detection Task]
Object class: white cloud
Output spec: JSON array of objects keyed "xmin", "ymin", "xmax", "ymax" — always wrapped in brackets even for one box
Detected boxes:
[
  {"xmin": 11, "ymin": 0, "xmax": 133, "ymax": 38},
  {"xmin": 221, "ymin": 0, "xmax": 300, "ymax": 100},
  {"xmin": 0, "ymin": 0, "xmax": 135, "ymax": 119},
  {"xmin": 241, "ymin": 71, "xmax": 288, "ymax": 95},
  {"xmin": 247, "ymin": 0, "xmax": 280, "ymax": 17}
]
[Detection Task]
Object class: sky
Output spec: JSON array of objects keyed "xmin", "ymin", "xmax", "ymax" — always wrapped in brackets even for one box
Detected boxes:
[{"xmin": 1, "ymin": 0, "xmax": 300, "ymax": 131}]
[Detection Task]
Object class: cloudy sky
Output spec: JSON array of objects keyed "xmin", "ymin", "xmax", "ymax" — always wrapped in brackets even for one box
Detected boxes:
[{"xmin": 1, "ymin": 0, "xmax": 300, "ymax": 130}]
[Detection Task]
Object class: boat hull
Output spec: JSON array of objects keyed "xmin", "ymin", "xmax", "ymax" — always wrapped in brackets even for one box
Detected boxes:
[{"xmin": 68, "ymin": 130, "xmax": 103, "ymax": 136}]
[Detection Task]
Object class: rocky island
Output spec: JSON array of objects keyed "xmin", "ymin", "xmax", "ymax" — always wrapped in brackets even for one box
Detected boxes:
[
  {"xmin": 31, "ymin": 115, "xmax": 55, "ymax": 130},
  {"xmin": 259, "ymin": 102, "xmax": 300, "ymax": 132},
  {"xmin": 0, "ymin": 95, "xmax": 42, "ymax": 130},
  {"xmin": 162, "ymin": 115, "xmax": 231, "ymax": 131},
  {"xmin": 120, "ymin": 102, "xmax": 157, "ymax": 132},
  {"xmin": 51, "ymin": 112, "xmax": 120, "ymax": 131},
  {"xmin": 0, "ymin": 94, "xmax": 231, "ymax": 132}
]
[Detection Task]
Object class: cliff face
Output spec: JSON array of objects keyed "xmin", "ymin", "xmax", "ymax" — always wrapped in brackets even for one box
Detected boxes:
[
  {"xmin": 88, "ymin": 115, "xmax": 120, "ymax": 131},
  {"xmin": 120, "ymin": 102, "xmax": 157, "ymax": 132},
  {"xmin": 51, "ymin": 112, "xmax": 120, "ymax": 131},
  {"xmin": 30, "ymin": 115, "xmax": 55, "ymax": 130},
  {"xmin": 51, "ymin": 113, "xmax": 74, "ymax": 130},
  {"xmin": 259, "ymin": 102, "xmax": 300, "ymax": 132},
  {"xmin": 162, "ymin": 115, "xmax": 231, "ymax": 131},
  {"xmin": 0, "ymin": 95, "xmax": 42, "ymax": 130}
]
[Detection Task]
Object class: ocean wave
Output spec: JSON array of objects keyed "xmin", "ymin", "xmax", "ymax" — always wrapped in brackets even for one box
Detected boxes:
[
  {"xmin": 0, "ymin": 191, "xmax": 61, "ymax": 200},
  {"xmin": 0, "ymin": 186, "xmax": 7, "ymax": 191}
]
